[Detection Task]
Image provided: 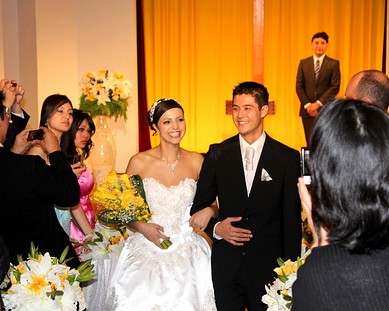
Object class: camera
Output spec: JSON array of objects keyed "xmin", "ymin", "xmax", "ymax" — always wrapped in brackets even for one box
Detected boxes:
[
  {"xmin": 72, "ymin": 148, "xmax": 84, "ymax": 168},
  {"xmin": 27, "ymin": 129, "xmax": 44, "ymax": 141},
  {"xmin": 72, "ymin": 154, "xmax": 84, "ymax": 166},
  {"xmin": 301, "ymin": 147, "xmax": 311, "ymax": 185}
]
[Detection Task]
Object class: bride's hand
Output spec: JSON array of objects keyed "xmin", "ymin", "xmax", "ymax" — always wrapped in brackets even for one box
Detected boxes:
[
  {"xmin": 189, "ymin": 207, "xmax": 212, "ymax": 233},
  {"xmin": 133, "ymin": 222, "xmax": 169, "ymax": 249}
]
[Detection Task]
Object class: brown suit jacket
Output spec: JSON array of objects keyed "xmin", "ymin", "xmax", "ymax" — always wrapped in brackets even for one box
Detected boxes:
[{"xmin": 296, "ymin": 55, "xmax": 341, "ymax": 117}]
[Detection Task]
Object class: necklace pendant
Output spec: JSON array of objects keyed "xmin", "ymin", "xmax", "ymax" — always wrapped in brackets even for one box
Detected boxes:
[{"xmin": 161, "ymin": 152, "xmax": 180, "ymax": 175}]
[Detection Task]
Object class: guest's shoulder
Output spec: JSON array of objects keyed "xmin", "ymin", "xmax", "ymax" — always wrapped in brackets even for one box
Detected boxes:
[{"xmin": 302, "ymin": 244, "xmax": 350, "ymax": 269}]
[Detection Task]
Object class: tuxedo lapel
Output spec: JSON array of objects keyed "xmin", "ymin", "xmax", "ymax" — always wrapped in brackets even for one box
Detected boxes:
[
  {"xmin": 308, "ymin": 56, "xmax": 315, "ymax": 82},
  {"xmin": 226, "ymin": 136, "xmax": 248, "ymax": 198},
  {"xmin": 249, "ymin": 135, "xmax": 274, "ymax": 199},
  {"xmin": 218, "ymin": 135, "xmax": 249, "ymax": 199},
  {"xmin": 316, "ymin": 56, "xmax": 329, "ymax": 83}
]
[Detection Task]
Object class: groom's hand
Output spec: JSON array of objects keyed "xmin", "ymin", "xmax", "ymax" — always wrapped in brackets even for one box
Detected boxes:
[{"xmin": 215, "ymin": 217, "xmax": 253, "ymax": 246}]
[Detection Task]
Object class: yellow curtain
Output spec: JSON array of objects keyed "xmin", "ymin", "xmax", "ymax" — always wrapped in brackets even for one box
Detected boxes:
[
  {"xmin": 142, "ymin": 0, "xmax": 253, "ymax": 152},
  {"xmin": 264, "ymin": 0, "xmax": 385, "ymax": 150},
  {"xmin": 142, "ymin": 0, "xmax": 385, "ymax": 153}
]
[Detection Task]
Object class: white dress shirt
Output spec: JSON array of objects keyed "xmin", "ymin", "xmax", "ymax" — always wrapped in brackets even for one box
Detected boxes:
[
  {"xmin": 239, "ymin": 132, "xmax": 266, "ymax": 195},
  {"xmin": 213, "ymin": 132, "xmax": 266, "ymax": 239}
]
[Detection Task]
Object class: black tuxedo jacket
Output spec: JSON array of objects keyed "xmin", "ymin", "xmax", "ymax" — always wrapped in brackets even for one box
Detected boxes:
[
  {"xmin": 3, "ymin": 110, "xmax": 30, "ymax": 150},
  {"xmin": 296, "ymin": 55, "xmax": 341, "ymax": 117},
  {"xmin": 0, "ymin": 148, "xmax": 80, "ymax": 268},
  {"xmin": 191, "ymin": 134, "xmax": 301, "ymax": 294},
  {"xmin": 0, "ymin": 235, "xmax": 9, "ymax": 283}
]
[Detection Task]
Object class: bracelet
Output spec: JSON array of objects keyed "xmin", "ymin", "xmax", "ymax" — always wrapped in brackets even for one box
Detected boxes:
[{"xmin": 4, "ymin": 107, "xmax": 11, "ymax": 119}]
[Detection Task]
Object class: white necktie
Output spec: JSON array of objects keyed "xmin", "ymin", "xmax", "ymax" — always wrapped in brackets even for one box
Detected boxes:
[
  {"xmin": 314, "ymin": 59, "xmax": 320, "ymax": 82},
  {"xmin": 245, "ymin": 147, "xmax": 255, "ymax": 171}
]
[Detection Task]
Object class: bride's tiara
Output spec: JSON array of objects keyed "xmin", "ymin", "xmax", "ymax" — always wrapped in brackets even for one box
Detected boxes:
[{"xmin": 149, "ymin": 98, "xmax": 177, "ymax": 123}]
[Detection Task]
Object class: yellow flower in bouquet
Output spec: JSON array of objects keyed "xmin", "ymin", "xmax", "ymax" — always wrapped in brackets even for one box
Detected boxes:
[
  {"xmin": 92, "ymin": 171, "xmax": 172, "ymax": 249},
  {"xmin": 79, "ymin": 69, "xmax": 132, "ymax": 120},
  {"xmin": 273, "ymin": 259, "xmax": 301, "ymax": 278},
  {"xmin": 262, "ymin": 254, "xmax": 309, "ymax": 311},
  {"xmin": 93, "ymin": 171, "xmax": 152, "ymax": 226}
]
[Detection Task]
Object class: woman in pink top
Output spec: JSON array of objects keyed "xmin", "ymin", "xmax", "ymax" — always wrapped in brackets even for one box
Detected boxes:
[{"xmin": 67, "ymin": 109, "xmax": 96, "ymax": 249}]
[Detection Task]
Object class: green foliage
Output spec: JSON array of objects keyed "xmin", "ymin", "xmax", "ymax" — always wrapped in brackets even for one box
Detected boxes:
[{"xmin": 79, "ymin": 95, "xmax": 128, "ymax": 121}]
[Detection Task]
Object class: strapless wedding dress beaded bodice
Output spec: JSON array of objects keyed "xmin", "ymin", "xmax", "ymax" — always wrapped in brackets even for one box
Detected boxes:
[{"xmin": 105, "ymin": 178, "xmax": 216, "ymax": 311}]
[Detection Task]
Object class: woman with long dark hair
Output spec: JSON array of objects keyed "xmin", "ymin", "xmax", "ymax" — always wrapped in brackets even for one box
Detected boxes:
[{"xmin": 66, "ymin": 109, "xmax": 96, "ymax": 249}]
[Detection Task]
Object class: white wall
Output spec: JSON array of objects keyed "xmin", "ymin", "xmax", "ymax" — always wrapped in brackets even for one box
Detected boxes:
[{"xmin": 0, "ymin": 0, "xmax": 138, "ymax": 172}]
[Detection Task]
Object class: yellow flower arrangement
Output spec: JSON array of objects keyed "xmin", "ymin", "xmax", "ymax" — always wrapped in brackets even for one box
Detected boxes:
[
  {"xmin": 93, "ymin": 171, "xmax": 152, "ymax": 226},
  {"xmin": 92, "ymin": 171, "xmax": 172, "ymax": 249},
  {"xmin": 79, "ymin": 69, "xmax": 132, "ymax": 120}
]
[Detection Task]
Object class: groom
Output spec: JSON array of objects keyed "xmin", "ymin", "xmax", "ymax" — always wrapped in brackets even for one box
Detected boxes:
[{"xmin": 191, "ymin": 81, "xmax": 302, "ymax": 311}]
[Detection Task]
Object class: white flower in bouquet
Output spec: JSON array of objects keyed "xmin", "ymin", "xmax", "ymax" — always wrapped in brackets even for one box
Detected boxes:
[
  {"xmin": 1, "ymin": 243, "xmax": 95, "ymax": 311},
  {"xmin": 262, "ymin": 252, "xmax": 310, "ymax": 311},
  {"xmin": 78, "ymin": 221, "xmax": 130, "ymax": 261}
]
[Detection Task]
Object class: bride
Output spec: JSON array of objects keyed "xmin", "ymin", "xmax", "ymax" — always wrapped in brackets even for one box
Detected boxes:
[{"xmin": 105, "ymin": 98, "xmax": 217, "ymax": 310}]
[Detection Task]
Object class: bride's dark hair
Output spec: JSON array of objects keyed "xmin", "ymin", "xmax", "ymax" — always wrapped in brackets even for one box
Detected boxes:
[{"xmin": 147, "ymin": 98, "xmax": 184, "ymax": 135}]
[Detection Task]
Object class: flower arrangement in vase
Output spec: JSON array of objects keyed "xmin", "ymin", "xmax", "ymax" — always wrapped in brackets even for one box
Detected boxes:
[
  {"xmin": 79, "ymin": 69, "xmax": 132, "ymax": 185},
  {"xmin": 79, "ymin": 69, "xmax": 132, "ymax": 121}
]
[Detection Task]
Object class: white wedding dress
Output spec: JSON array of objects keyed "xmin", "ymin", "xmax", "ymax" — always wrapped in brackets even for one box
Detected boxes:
[{"xmin": 105, "ymin": 178, "xmax": 217, "ymax": 311}]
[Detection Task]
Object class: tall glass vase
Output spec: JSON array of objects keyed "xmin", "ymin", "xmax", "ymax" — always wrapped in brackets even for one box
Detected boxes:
[{"xmin": 90, "ymin": 116, "xmax": 116, "ymax": 186}]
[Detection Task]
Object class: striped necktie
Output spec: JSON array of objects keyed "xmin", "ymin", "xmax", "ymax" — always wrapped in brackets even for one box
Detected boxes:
[{"xmin": 314, "ymin": 59, "xmax": 320, "ymax": 82}]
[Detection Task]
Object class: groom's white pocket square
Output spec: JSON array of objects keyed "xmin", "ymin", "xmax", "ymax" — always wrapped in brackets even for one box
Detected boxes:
[{"xmin": 261, "ymin": 168, "xmax": 273, "ymax": 181}]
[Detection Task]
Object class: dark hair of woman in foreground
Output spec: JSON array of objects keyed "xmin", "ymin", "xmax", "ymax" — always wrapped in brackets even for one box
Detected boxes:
[{"xmin": 310, "ymin": 98, "xmax": 389, "ymax": 253}]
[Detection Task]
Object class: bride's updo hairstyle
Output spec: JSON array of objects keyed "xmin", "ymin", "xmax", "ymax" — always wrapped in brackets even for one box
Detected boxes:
[
  {"xmin": 310, "ymin": 99, "xmax": 389, "ymax": 254},
  {"xmin": 147, "ymin": 98, "xmax": 184, "ymax": 135}
]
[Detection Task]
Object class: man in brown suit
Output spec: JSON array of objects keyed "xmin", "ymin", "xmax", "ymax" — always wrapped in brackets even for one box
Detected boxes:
[{"xmin": 296, "ymin": 32, "xmax": 341, "ymax": 146}]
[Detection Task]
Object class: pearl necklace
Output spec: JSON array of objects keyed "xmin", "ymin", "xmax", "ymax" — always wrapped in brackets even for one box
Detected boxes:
[{"xmin": 161, "ymin": 152, "xmax": 180, "ymax": 175}]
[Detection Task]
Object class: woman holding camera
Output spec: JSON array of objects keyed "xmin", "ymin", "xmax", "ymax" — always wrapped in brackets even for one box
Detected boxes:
[
  {"xmin": 26, "ymin": 94, "xmax": 77, "ymax": 234},
  {"xmin": 292, "ymin": 99, "xmax": 389, "ymax": 310}
]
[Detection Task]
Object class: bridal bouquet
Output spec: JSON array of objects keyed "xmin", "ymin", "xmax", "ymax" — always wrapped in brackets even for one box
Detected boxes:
[
  {"xmin": 93, "ymin": 171, "xmax": 172, "ymax": 249},
  {"xmin": 93, "ymin": 171, "xmax": 152, "ymax": 226},
  {"xmin": 79, "ymin": 69, "xmax": 132, "ymax": 120},
  {"xmin": 1, "ymin": 243, "xmax": 95, "ymax": 311}
]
